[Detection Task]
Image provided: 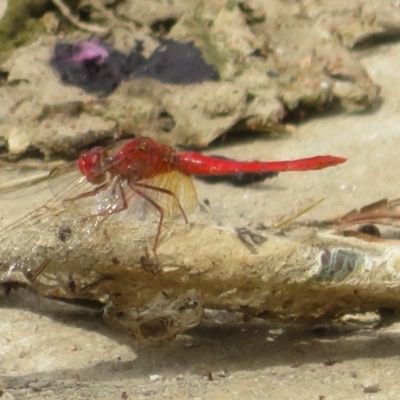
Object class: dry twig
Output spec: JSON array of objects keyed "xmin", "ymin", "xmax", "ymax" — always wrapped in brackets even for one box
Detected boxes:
[{"xmin": 51, "ymin": 0, "xmax": 110, "ymax": 35}]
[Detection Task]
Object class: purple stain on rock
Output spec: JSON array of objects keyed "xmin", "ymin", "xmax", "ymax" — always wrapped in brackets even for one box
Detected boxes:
[
  {"xmin": 66, "ymin": 37, "xmax": 110, "ymax": 65},
  {"xmin": 50, "ymin": 37, "xmax": 136, "ymax": 94},
  {"xmin": 50, "ymin": 37, "xmax": 219, "ymax": 95}
]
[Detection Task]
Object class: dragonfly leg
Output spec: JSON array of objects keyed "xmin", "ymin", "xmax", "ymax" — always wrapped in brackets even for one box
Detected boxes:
[
  {"xmin": 108, "ymin": 176, "xmax": 128, "ymax": 214},
  {"xmin": 129, "ymin": 184, "xmax": 165, "ymax": 253},
  {"xmin": 67, "ymin": 177, "xmax": 129, "ymax": 216},
  {"xmin": 131, "ymin": 182, "xmax": 191, "ymax": 264},
  {"xmin": 134, "ymin": 183, "xmax": 189, "ymax": 224},
  {"xmin": 63, "ymin": 181, "xmax": 110, "ymax": 204}
]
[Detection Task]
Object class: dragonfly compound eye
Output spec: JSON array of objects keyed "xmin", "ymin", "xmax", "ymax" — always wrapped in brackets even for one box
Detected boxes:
[{"xmin": 78, "ymin": 147, "xmax": 107, "ymax": 184}]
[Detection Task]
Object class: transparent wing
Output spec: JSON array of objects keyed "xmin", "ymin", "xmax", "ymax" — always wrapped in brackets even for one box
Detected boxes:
[
  {"xmin": 120, "ymin": 170, "xmax": 198, "ymax": 221},
  {"xmin": 0, "ymin": 184, "xmax": 161, "ymax": 285},
  {"xmin": 0, "ymin": 165, "xmax": 133, "ymax": 281},
  {"xmin": 0, "ymin": 193, "xmax": 108, "ymax": 281},
  {"xmin": 147, "ymin": 169, "xmax": 198, "ymax": 218},
  {"xmin": 48, "ymin": 163, "xmax": 123, "ymax": 216}
]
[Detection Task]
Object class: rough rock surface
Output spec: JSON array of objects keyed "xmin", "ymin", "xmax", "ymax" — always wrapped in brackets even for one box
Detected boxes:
[{"xmin": 0, "ymin": 0, "xmax": 392, "ymax": 155}]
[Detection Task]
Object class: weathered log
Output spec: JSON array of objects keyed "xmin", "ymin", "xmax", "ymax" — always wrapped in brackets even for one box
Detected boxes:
[{"xmin": 1, "ymin": 204, "xmax": 400, "ymax": 343}]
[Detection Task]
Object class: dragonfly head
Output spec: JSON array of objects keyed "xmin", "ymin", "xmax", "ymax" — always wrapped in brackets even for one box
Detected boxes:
[{"xmin": 78, "ymin": 147, "xmax": 108, "ymax": 184}]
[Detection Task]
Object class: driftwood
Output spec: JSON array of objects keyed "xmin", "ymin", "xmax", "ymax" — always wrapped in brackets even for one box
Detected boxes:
[{"xmin": 2, "ymin": 194, "xmax": 400, "ymax": 344}]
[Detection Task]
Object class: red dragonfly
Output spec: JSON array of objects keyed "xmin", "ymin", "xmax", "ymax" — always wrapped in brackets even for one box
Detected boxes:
[
  {"xmin": 75, "ymin": 137, "xmax": 345, "ymax": 249},
  {"xmin": 1, "ymin": 137, "xmax": 346, "ymax": 279}
]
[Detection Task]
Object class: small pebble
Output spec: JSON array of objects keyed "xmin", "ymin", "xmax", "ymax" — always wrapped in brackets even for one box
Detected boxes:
[
  {"xmin": 149, "ymin": 374, "xmax": 163, "ymax": 382},
  {"xmin": 216, "ymin": 370, "xmax": 227, "ymax": 378},
  {"xmin": 362, "ymin": 376, "xmax": 380, "ymax": 393}
]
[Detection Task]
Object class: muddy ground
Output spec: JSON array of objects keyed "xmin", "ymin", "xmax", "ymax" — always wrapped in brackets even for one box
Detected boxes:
[{"xmin": 2, "ymin": 2, "xmax": 400, "ymax": 400}]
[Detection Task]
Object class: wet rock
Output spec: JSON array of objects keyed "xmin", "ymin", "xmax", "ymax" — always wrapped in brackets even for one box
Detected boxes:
[
  {"xmin": 0, "ymin": 0, "xmax": 386, "ymax": 155},
  {"xmin": 134, "ymin": 39, "xmax": 219, "ymax": 84}
]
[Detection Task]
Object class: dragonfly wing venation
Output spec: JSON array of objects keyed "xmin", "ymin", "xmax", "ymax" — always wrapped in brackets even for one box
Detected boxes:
[
  {"xmin": 49, "ymin": 165, "xmax": 128, "ymax": 217},
  {"xmin": 119, "ymin": 170, "xmax": 198, "ymax": 222},
  {"xmin": 0, "ymin": 202, "xmax": 108, "ymax": 280}
]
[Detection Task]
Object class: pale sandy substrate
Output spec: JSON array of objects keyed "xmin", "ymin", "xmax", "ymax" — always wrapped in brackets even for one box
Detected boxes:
[{"xmin": 2, "ymin": 43, "xmax": 400, "ymax": 399}]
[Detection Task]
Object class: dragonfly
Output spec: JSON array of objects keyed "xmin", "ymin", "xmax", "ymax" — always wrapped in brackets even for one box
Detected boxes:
[{"xmin": 0, "ymin": 137, "xmax": 346, "ymax": 280}]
